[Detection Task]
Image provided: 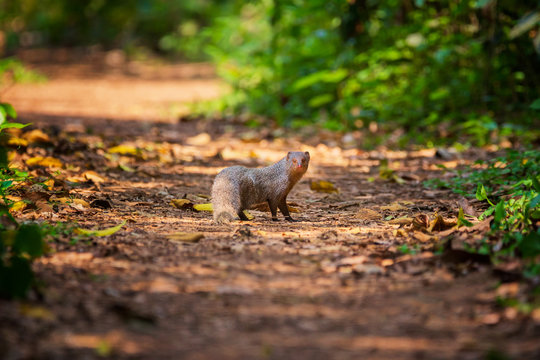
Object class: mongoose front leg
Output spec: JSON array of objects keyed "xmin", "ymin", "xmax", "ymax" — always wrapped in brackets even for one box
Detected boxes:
[
  {"xmin": 237, "ymin": 210, "xmax": 249, "ymax": 221},
  {"xmin": 278, "ymin": 198, "xmax": 296, "ymax": 222},
  {"xmin": 268, "ymin": 200, "xmax": 279, "ymax": 221}
]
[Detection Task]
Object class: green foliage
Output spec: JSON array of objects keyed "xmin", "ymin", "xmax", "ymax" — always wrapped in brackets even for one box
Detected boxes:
[
  {"xmin": 0, "ymin": 0, "xmax": 234, "ymax": 60},
  {"xmin": 203, "ymin": 0, "xmax": 540, "ymax": 144},
  {"xmin": 0, "ymin": 103, "xmax": 48, "ymax": 298},
  {"xmin": 427, "ymin": 149, "xmax": 540, "ymax": 275}
]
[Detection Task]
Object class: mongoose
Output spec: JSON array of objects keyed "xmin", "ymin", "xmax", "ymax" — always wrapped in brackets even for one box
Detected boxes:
[{"xmin": 211, "ymin": 151, "xmax": 310, "ymax": 223}]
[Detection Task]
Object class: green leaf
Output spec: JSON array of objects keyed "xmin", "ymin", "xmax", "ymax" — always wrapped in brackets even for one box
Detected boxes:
[
  {"xmin": 0, "ymin": 103, "xmax": 17, "ymax": 119},
  {"xmin": 531, "ymin": 176, "xmax": 540, "ymax": 192},
  {"xmin": 74, "ymin": 220, "xmax": 126, "ymax": 237},
  {"xmin": 530, "ymin": 98, "xmax": 540, "ymax": 110},
  {"xmin": 494, "ymin": 201, "xmax": 505, "ymax": 223},
  {"xmin": 0, "ymin": 122, "xmax": 30, "ymax": 130},
  {"xmin": 13, "ymin": 224, "xmax": 44, "ymax": 258},
  {"xmin": 519, "ymin": 231, "xmax": 540, "ymax": 258},
  {"xmin": 529, "ymin": 194, "xmax": 540, "ymax": 209},
  {"xmin": 475, "ymin": 184, "xmax": 488, "ymax": 201},
  {"xmin": 308, "ymin": 94, "xmax": 334, "ymax": 107},
  {"xmin": 0, "ymin": 256, "xmax": 34, "ymax": 298},
  {"xmin": 0, "ymin": 106, "xmax": 5, "ymax": 125}
]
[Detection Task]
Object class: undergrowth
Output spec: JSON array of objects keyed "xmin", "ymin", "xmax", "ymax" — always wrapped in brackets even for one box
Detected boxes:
[{"xmin": 426, "ymin": 149, "xmax": 540, "ymax": 276}]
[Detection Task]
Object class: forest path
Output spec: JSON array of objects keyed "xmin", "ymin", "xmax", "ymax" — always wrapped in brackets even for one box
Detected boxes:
[{"xmin": 1, "ymin": 51, "xmax": 538, "ymax": 359}]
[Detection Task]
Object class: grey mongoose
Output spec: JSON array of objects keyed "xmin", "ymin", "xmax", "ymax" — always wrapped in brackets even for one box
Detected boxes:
[{"xmin": 211, "ymin": 151, "xmax": 310, "ymax": 223}]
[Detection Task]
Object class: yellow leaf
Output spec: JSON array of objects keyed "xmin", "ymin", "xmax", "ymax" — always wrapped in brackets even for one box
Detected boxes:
[
  {"xmin": 23, "ymin": 129, "xmax": 50, "ymax": 143},
  {"xmin": 10, "ymin": 200, "xmax": 27, "ymax": 213},
  {"xmin": 108, "ymin": 144, "xmax": 139, "ymax": 156},
  {"xmin": 193, "ymin": 203, "xmax": 213, "ymax": 212},
  {"xmin": 75, "ymin": 220, "xmax": 126, "ymax": 237},
  {"xmin": 310, "ymin": 180, "xmax": 339, "ymax": 193},
  {"xmin": 7, "ymin": 137, "xmax": 28, "ymax": 147},
  {"xmin": 380, "ymin": 202, "xmax": 406, "ymax": 211},
  {"xmin": 166, "ymin": 232, "xmax": 204, "ymax": 243},
  {"xmin": 43, "ymin": 179, "xmax": 55, "ymax": 190},
  {"xmin": 171, "ymin": 199, "xmax": 194, "ymax": 210},
  {"xmin": 243, "ymin": 210, "xmax": 254, "ymax": 220},
  {"xmin": 26, "ymin": 156, "xmax": 63, "ymax": 168},
  {"xmin": 72, "ymin": 198, "xmax": 90, "ymax": 208},
  {"xmin": 393, "ymin": 229, "xmax": 408, "ymax": 237},
  {"xmin": 18, "ymin": 304, "xmax": 55, "ymax": 320},
  {"xmin": 83, "ymin": 171, "xmax": 106, "ymax": 183}
]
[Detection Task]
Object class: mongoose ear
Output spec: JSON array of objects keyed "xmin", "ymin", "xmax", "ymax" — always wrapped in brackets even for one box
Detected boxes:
[
  {"xmin": 304, "ymin": 151, "xmax": 310, "ymax": 158},
  {"xmin": 287, "ymin": 152, "xmax": 291, "ymax": 160}
]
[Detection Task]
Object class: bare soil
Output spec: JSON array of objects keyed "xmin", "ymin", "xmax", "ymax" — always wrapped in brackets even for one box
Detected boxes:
[{"xmin": 1, "ymin": 50, "xmax": 539, "ymax": 360}]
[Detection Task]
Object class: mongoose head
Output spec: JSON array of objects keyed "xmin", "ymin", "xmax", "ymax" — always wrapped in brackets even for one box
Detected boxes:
[{"xmin": 286, "ymin": 151, "xmax": 310, "ymax": 174}]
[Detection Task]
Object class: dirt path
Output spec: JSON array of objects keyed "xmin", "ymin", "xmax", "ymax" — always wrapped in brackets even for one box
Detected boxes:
[{"xmin": 1, "ymin": 52, "xmax": 539, "ymax": 359}]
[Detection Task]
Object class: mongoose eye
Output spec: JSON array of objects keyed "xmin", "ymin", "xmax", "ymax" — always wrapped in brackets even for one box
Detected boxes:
[{"xmin": 292, "ymin": 159, "xmax": 297, "ymax": 163}]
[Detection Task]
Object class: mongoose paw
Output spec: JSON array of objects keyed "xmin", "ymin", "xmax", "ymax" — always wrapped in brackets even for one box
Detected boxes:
[
  {"xmin": 272, "ymin": 217, "xmax": 279, "ymax": 221},
  {"xmin": 285, "ymin": 217, "xmax": 297, "ymax": 222}
]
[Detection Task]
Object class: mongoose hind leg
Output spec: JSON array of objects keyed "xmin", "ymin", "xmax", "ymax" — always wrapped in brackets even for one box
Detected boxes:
[{"xmin": 268, "ymin": 200, "xmax": 279, "ymax": 221}]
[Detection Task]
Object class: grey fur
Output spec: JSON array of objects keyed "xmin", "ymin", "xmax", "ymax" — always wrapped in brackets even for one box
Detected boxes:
[{"xmin": 211, "ymin": 151, "xmax": 310, "ymax": 223}]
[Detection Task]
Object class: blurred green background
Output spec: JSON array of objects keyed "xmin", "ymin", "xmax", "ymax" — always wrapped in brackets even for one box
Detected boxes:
[{"xmin": 0, "ymin": 0, "xmax": 539, "ymax": 146}]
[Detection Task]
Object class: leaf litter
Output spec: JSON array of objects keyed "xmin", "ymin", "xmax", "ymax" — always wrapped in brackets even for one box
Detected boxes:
[{"xmin": 1, "ymin": 57, "xmax": 539, "ymax": 360}]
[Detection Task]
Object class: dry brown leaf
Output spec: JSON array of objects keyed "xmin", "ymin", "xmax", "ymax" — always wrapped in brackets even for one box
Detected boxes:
[
  {"xmin": 310, "ymin": 180, "xmax": 339, "ymax": 193},
  {"xmin": 380, "ymin": 202, "xmax": 406, "ymax": 211},
  {"xmin": 166, "ymin": 232, "xmax": 204, "ymax": 243},
  {"xmin": 356, "ymin": 208, "xmax": 381, "ymax": 220},
  {"xmin": 83, "ymin": 171, "xmax": 106, "ymax": 184},
  {"xmin": 393, "ymin": 228, "xmax": 408, "ymax": 237},
  {"xmin": 388, "ymin": 217, "xmax": 413, "ymax": 225},
  {"xmin": 412, "ymin": 231, "xmax": 434, "ymax": 242},
  {"xmin": 412, "ymin": 214, "xmax": 430, "ymax": 230},
  {"xmin": 458, "ymin": 197, "xmax": 477, "ymax": 217},
  {"xmin": 186, "ymin": 133, "xmax": 211, "ymax": 146}
]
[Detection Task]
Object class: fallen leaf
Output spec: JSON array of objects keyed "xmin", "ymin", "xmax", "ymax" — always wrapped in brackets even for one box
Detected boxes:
[
  {"xmin": 458, "ymin": 197, "xmax": 477, "ymax": 217},
  {"xmin": 388, "ymin": 217, "xmax": 413, "ymax": 225},
  {"xmin": 108, "ymin": 144, "xmax": 139, "ymax": 156},
  {"xmin": 393, "ymin": 228, "xmax": 408, "ymax": 237},
  {"xmin": 310, "ymin": 180, "xmax": 339, "ymax": 193},
  {"xmin": 242, "ymin": 210, "xmax": 254, "ymax": 220},
  {"xmin": 43, "ymin": 179, "xmax": 55, "ymax": 190},
  {"xmin": 75, "ymin": 220, "xmax": 126, "ymax": 237},
  {"xmin": 83, "ymin": 171, "xmax": 106, "ymax": 184},
  {"xmin": 380, "ymin": 202, "xmax": 406, "ymax": 211},
  {"xmin": 171, "ymin": 199, "xmax": 194, "ymax": 210},
  {"xmin": 23, "ymin": 129, "xmax": 50, "ymax": 143},
  {"xmin": 166, "ymin": 232, "xmax": 204, "ymax": 243},
  {"xmin": 412, "ymin": 214, "xmax": 430, "ymax": 230},
  {"xmin": 186, "ymin": 133, "xmax": 211, "ymax": 146},
  {"xmin": 10, "ymin": 200, "xmax": 27, "ymax": 213},
  {"xmin": 7, "ymin": 137, "xmax": 28, "ymax": 147},
  {"xmin": 26, "ymin": 156, "xmax": 63, "ymax": 168},
  {"xmin": 412, "ymin": 231, "xmax": 433, "ymax": 242},
  {"xmin": 18, "ymin": 304, "xmax": 55, "ymax": 321},
  {"xmin": 193, "ymin": 203, "xmax": 213, "ymax": 212},
  {"xmin": 356, "ymin": 208, "xmax": 381, "ymax": 220}
]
